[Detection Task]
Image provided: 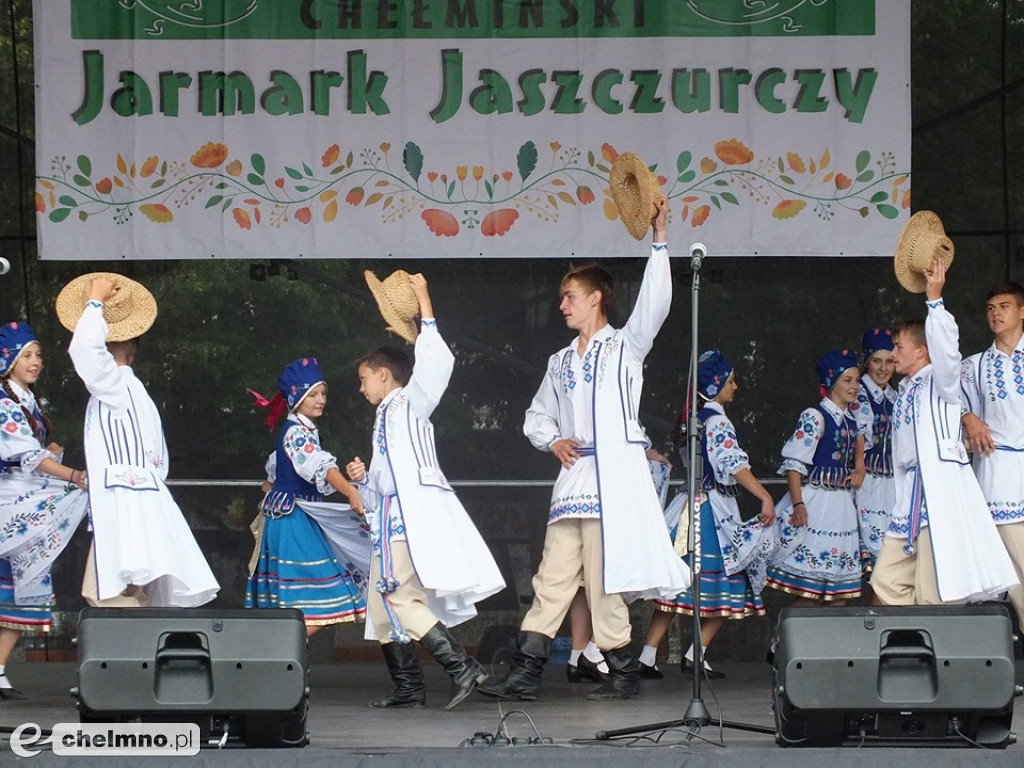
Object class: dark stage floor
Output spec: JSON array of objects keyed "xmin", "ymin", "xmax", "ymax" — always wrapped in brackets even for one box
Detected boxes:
[{"xmin": 2, "ymin": 658, "xmax": 1023, "ymax": 765}]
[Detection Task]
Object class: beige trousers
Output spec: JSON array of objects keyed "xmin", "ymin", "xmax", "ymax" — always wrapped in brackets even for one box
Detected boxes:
[
  {"xmin": 367, "ymin": 541, "xmax": 439, "ymax": 644},
  {"xmin": 521, "ymin": 518, "xmax": 631, "ymax": 651},
  {"xmin": 871, "ymin": 528, "xmax": 942, "ymax": 606},
  {"xmin": 997, "ymin": 523, "xmax": 1024, "ymax": 626}
]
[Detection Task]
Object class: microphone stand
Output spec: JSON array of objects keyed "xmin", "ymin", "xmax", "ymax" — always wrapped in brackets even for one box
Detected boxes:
[{"xmin": 595, "ymin": 243, "xmax": 774, "ymax": 742}]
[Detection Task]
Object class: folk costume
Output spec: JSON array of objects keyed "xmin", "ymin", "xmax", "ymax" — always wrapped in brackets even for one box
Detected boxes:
[
  {"xmin": 960, "ymin": 323, "xmax": 1024, "ymax": 623},
  {"xmin": 64, "ymin": 276, "xmax": 219, "ymax": 608},
  {"xmin": 872, "ymin": 301, "xmax": 1018, "ymax": 605},
  {"xmin": 851, "ymin": 329, "xmax": 896, "ymax": 565},
  {"xmin": 654, "ymin": 351, "xmax": 773, "ymax": 622},
  {"xmin": 0, "ymin": 323, "xmax": 88, "ymax": 699},
  {"xmin": 766, "ymin": 350, "xmax": 862, "ymax": 601},
  {"xmin": 360, "ymin": 318, "xmax": 505, "ymax": 711},
  {"xmin": 246, "ymin": 358, "xmax": 368, "ymax": 628},
  {"xmin": 0, "ymin": 323, "xmax": 87, "ymax": 617},
  {"xmin": 479, "ymin": 242, "xmax": 690, "ymax": 702}
]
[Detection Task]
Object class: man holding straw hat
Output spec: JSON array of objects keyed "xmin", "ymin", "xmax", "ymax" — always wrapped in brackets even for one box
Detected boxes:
[
  {"xmin": 57, "ymin": 273, "xmax": 219, "ymax": 608},
  {"xmin": 479, "ymin": 163, "xmax": 690, "ymax": 702}
]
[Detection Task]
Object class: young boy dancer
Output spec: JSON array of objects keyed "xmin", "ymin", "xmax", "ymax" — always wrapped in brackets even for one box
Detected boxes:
[
  {"xmin": 871, "ymin": 261, "xmax": 1017, "ymax": 605},
  {"xmin": 347, "ymin": 273, "xmax": 504, "ymax": 711}
]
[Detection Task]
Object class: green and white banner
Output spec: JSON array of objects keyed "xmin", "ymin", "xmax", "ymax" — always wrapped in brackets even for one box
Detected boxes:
[{"xmin": 34, "ymin": 0, "xmax": 909, "ymax": 259}]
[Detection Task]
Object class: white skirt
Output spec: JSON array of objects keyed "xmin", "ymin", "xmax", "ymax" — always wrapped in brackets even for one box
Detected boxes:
[
  {"xmin": 88, "ymin": 482, "xmax": 219, "ymax": 608},
  {"xmin": 0, "ymin": 471, "xmax": 88, "ymax": 605},
  {"xmin": 856, "ymin": 472, "xmax": 896, "ymax": 558}
]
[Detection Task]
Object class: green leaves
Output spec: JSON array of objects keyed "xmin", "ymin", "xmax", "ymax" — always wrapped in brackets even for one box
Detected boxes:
[
  {"xmin": 403, "ymin": 141, "xmax": 423, "ymax": 183},
  {"xmin": 517, "ymin": 141, "xmax": 537, "ymax": 182}
]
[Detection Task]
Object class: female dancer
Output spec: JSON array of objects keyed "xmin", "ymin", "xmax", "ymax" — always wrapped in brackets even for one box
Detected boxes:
[{"xmin": 0, "ymin": 322, "xmax": 88, "ymax": 697}]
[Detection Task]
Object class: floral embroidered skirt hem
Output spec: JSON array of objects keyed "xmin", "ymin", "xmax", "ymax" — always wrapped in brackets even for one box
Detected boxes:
[
  {"xmin": 0, "ymin": 559, "xmax": 51, "ymax": 631},
  {"xmin": 766, "ymin": 486, "xmax": 862, "ymax": 600},
  {"xmin": 246, "ymin": 510, "xmax": 366, "ymax": 626},
  {"xmin": 655, "ymin": 501, "xmax": 764, "ymax": 619},
  {"xmin": 856, "ymin": 472, "xmax": 895, "ymax": 566}
]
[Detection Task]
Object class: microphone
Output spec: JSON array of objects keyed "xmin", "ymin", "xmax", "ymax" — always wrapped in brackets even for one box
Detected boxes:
[{"xmin": 689, "ymin": 242, "xmax": 707, "ymax": 270}]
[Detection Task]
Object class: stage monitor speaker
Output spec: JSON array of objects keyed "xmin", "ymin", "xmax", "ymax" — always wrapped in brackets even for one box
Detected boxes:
[
  {"xmin": 772, "ymin": 605, "xmax": 1020, "ymax": 748},
  {"xmin": 71, "ymin": 607, "xmax": 309, "ymax": 748}
]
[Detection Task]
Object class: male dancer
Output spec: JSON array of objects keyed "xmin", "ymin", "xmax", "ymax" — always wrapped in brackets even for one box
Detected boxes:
[
  {"xmin": 960, "ymin": 280, "xmax": 1024, "ymax": 625},
  {"xmin": 347, "ymin": 273, "xmax": 505, "ymax": 711},
  {"xmin": 871, "ymin": 261, "xmax": 1017, "ymax": 605},
  {"xmin": 479, "ymin": 197, "xmax": 690, "ymax": 701}
]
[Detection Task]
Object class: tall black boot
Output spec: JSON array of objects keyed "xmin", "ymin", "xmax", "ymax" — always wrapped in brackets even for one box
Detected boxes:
[
  {"xmin": 476, "ymin": 631, "xmax": 550, "ymax": 701},
  {"xmin": 370, "ymin": 642, "xmax": 426, "ymax": 709},
  {"xmin": 418, "ymin": 623, "xmax": 489, "ymax": 711},
  {"xmin": 586, "ymin": 643, "xmax": 640, "ymax": 700}
]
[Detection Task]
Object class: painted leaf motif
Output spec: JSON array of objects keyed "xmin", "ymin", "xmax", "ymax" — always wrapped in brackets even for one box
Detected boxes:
[
  {"xmin": 481, "ymin": 209, "xmax": 519, "ymax": 237},
  {"xmin": 140, "ymin": 156, "xmax": 159, "ymax": 178},
  {"xmin": 517, "ymin": 141, "xmax": 538, "ymax": 182},
  {"xmin": 139, "ymin": 204, "xmax": 173, "ymax": 223},
  {"xmin": 421, "ymin": 209, "xmax": 459, "ymax": 237},
  {"xmin": 772, "ymin": 200, "xmax": 806, "ymax": 219},
  {"xmin": 403, "ymin": 141, "xmax": 423, "ymax": 183}
]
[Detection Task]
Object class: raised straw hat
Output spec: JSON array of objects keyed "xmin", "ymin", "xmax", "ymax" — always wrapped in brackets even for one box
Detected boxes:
[
  {"xmin": 55, "ymin": 272, "xmax": 158, "ymax": 341},
  {"xmin": 609, "ymin": 152, "xmax": 663, "ymax": 240},
  {"xmin": 365, "ymin": 270, "xmax": 419, "ymax": 344},
  {"xmin": 894, "ymin": 211, "xmax": 955, "ymax": 293}
]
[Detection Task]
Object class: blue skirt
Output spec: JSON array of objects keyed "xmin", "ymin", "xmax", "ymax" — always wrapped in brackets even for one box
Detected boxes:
[
  {"xmin": 655, "ymin": 500, "xmax": 764, "ymax": 619},
  {"xmin": 246, "ymin": 509, "xmax": 366, "ymax": 626},
  {"xmin": 0, "ymin": 558, "xmax": 51, "ymax": 632}
]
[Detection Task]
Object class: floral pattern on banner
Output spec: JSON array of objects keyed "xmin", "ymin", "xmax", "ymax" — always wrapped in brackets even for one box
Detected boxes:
[{"xmin": 36, "ymin": 140, "xmax": 910, "ymax": 237}]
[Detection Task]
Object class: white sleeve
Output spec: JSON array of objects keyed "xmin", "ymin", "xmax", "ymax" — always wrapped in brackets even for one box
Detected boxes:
[
  {"xmin": 778, "ymin": 408, "xmax": 824, "ymax": 477},
  {"xmin": 524, "ymin": 360, "xmax": 561, "ymax": 452},
  {"xmin": 851, "ymin": 385, "xmax": 875, "ymax": 448},
  {"xmin": 404, "ymin": 319, "xmax": 453, "ymax": 421},
  {"xmin": 960, "ymin": 354, "xmax": 983, "ymax": 416},
  {"xmin": 282, "ymin": 423, "xmax": 339, "ymax": 494},
  {"xmin": 704, "ymin": 413, "xmax": 751, "ymax": 481},
  {"xmin": 621, "ymin": 244, "xmax": 672, "ymax": 360},
  {"xmin": 925, "ymin": 299, "xmax": 963, "ymax": 405},
  {"xmin": 0, "ymin": 400, "xmax": 51, "ymax": 473},
  {"xmin": 67, "ymin": 301, "xmax": 129, "ymax": 411}
]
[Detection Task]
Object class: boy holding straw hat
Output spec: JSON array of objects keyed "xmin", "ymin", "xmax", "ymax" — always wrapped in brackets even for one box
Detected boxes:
[{"xmin": 871, "ymin": 253, "xmax": 1017, "ymax": 606}]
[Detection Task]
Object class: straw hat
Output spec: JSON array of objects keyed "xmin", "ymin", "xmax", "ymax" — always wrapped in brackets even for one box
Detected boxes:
[
  {"xmin": 365, "ymin": 270, "xmax": 419, "ymax": 344},
  {"xmin": 894, "ymin": 211, "xmax": 955, "ymax": 293},
  {"xmin": 609, "ymin": 152, "xmax": 663, "ymax": 240},
  {"xmin": 55, "ymin": 272, "xmax": 158, "ymax": 341}
]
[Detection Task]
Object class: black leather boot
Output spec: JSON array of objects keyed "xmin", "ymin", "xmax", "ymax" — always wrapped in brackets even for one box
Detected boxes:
[
  {"xmin": 418, "ymin": 623, "xmax": 489, "ymax": 711},
  {"xmin": 477, "ymin": 631, "xmax": 550, "ymax": 701},
  {"xmin": 370, "ymin": 642, "xmax": 426, "ymax": 709},
  {"xmin": 586, "ymin": 644, "xmax": 640, "ymax": 700}
]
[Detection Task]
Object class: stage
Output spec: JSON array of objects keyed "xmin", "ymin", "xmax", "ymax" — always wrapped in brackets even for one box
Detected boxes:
[{"xmin": 3, "ymin": 658, "xmax": 1022, "ymax": 766}]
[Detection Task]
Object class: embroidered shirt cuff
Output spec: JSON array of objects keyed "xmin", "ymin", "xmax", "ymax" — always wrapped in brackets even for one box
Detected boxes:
[
  {"xmin": 652, "ymin": 243, "xmax": 668, "ymax": 251},
  {"xmin": 86, "ymin": 300, "xmax": 103, "ymax": 309},
  {"xmin": 421, "ymin": 318, "xmax": 436, "ymax": 327},
  {"xmin": 925, "ymin": 298, "xmax": 944, "ymax": 309}
]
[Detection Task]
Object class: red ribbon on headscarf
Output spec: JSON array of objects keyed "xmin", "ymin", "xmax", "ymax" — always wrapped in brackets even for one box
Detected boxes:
[{"xmin": 247, "ymin": 388, "xmax": 287, "ymax": 432}]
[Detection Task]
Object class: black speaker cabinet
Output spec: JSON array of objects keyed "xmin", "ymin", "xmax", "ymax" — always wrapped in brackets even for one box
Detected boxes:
[
  {"xmin": 72, "ymin": 608, "xmax": 309, "ymax": 748},
  {"xmin": 772, "ymin": 605, "xmax": 1020, "ymax": 748}
]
